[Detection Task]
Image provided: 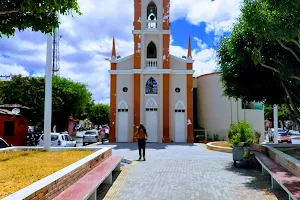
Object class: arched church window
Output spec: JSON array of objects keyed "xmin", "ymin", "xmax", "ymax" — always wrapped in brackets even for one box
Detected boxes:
[
  {"xmin": 147, "ymin": 2, "xmax": 157, "ymax": 28},
  {"xmin": 147, "ymin": 42, "xmax": 157, "ymax": 58},
  {"xmin": 145, "ymin": 77, "xmax": 158, "ymax": 94},
  {"xmin": 147, "ymin": 2, "xmax": 157, "ymax": 20}
]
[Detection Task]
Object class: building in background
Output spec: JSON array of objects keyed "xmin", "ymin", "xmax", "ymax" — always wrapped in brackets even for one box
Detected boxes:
[
  {"xmin": 0, "ymin": 108, "xmax": 29, "ymax": 146},
  {"xmin": 193, "ymin": 72, "xmax": 264, "ymax": 141}
]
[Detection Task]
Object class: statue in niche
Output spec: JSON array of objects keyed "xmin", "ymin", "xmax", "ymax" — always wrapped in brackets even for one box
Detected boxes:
[{"xmin": 145, "ymin": 77, "xmax": 158, "ymax": 94}]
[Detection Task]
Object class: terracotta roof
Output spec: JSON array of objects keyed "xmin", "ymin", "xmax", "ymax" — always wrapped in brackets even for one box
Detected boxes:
[
  {"xmin": 0, "ymin": 108, "xmax": 20, "ymax": 116},
  {"xmin": 0, "ymin": 104, "xmax": 32, "ymax": 109}
]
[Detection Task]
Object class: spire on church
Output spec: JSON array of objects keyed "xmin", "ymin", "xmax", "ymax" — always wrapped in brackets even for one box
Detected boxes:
[
  {"xmin": 112, "ymin": 37, "xmax": 116, "ymax": 58},
  {"xmin": 187, "ymin": 35, "xmax": 192, "ymax": 58}
]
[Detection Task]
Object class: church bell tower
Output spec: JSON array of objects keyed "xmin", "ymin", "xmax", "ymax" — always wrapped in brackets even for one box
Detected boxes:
[{"xmin": 132, "ymin": 0, "xmax": 171, "ymax": 143}]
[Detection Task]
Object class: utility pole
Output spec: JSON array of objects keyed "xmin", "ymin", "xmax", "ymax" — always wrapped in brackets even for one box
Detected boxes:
[
  {"xmin": 274, "ymin": 105, "xmax": 278, "ymax": 144},
  {"xmin": 44, "ymin": 33, "xmax": 53, "ymax": 151},
  {"xmin": 52, "ymin": 27, "xmax": 62, "ymax": 76}
]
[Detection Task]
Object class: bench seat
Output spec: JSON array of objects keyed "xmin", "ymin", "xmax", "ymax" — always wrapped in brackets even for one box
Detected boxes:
[
  {"xmin": 255, "ymin": 152, "xmax": 300, "ymax": 200},
  {"xmin": 53, "ymin": 155, "xmax": 123, "ymax": 200}
]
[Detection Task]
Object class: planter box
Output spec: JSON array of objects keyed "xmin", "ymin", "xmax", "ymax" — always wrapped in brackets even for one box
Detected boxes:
[
  {"xmin": 233, "ymin": 146, "xmax": 250, "ymax": 161},
  {"xmin": 1, "ymin": 146, "xmax": 112, "ymax": 200}
]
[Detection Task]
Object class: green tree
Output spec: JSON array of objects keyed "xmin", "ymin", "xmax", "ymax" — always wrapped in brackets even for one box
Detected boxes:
[
  {"xmin": 88, "ymin": 104, "xmax": 110, "ymax": 126},
  {"xmin": 217, "ymin": 19, "xmax": 300, "ymax": 127},
  {"xmin": 0, "ymin": 0, "xmax": 81, "ymax": 37},
  {"xmin": 264, "ymin": 104, "xmax": 290, "ymax": 121},
  {"xmin": 0, "ymin": 75, "xmax": 92, "ymax": 131},
  {"xmin": 242, "ymin": 0, "xmax": 300, "ymax": 77}
]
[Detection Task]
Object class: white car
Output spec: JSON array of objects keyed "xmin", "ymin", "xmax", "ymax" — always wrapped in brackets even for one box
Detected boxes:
[
  {"xmin": 83, "ymin": 130, "xmax": 99, "ymax": 146},
  {"xmin": 38, "ymin": 133, "xmax": 76, "ymax": 147}
]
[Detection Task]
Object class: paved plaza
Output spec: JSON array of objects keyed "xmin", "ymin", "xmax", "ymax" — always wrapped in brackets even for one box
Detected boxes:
[{"xmin": 96, "ymin": 143, "xmax": 288, "ymax": 200}]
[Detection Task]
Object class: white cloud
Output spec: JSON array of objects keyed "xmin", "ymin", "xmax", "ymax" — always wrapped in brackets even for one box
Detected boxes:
[
  {"xmin": 0, "ymin": 0, "xmax": 239, "ymax": 104},
  {"xmin": 171, "ymin": 0, "xmax": 242, "ymax": 35}
]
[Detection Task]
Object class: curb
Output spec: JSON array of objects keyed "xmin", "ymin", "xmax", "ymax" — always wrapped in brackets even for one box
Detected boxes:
[{"xmin": 206, "ymin": 142, "xmax": 232, "ymax": 153}]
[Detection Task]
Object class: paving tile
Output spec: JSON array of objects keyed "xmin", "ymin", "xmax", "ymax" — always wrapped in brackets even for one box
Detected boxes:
[{"xmin": 96, "ymin": 143, "xmax": 289, "ymax": 200}]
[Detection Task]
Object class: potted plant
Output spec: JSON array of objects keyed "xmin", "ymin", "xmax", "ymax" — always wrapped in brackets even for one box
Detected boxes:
[{"xmin": 228, "ymin": 121, "xmax": 253, "ymax": 167}]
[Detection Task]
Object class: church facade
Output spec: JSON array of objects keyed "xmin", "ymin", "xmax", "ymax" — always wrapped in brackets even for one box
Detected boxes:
[{"xmin": 108, "ymin": 0, "xmax": 195, "ymax": 143}]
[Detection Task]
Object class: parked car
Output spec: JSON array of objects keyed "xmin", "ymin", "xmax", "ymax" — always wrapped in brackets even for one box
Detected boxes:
[
  {"xmin": 0, "ymin": 137, "xmax": 11, "ymax": 148},
  {"xmin": 270, "ymin": 128, "xmax": 286, "ymax": 142},
  {"xmin": 38, "ymin": 132, "xmax": 76, "ymax": 147},
  {"xmin": 278, "ymin": 132, "xmax": 292, "ymax": 143},
  {"xmin": 83, "ymin": 130, "xmax": 99, "ymax": 146}
]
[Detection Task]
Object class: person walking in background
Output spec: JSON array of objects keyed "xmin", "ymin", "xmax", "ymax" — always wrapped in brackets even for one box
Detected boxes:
[
  {"xmin": 99, "ymin": 127, "xmax": 105, "ymax": 144},
  {"xmin": 134, "ymin": 124, "xmax": 148, "ymax": 161}
]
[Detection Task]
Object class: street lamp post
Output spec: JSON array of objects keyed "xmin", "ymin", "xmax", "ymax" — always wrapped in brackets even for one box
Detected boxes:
[
  {"xmin": 43, "ymin": 33, "xmax": 53, "ymax": 150},
  {"xmin": 273, "ymin": 104, "xmax": 278, "ymax": 144}
]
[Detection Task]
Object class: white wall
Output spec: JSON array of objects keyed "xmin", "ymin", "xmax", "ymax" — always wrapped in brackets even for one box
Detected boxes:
[
  {"xmin": 116, "ymin": 74, "xmax": 134, "ymax": 141},
  {"xmin": 169, "ymin": 56, "xmax": 186, "ymax": 70},
  {"xmin": 117, "ymin": 56, "xmax": 134, "ymax": 70},
  {"xmin": 142, "ymin": 74, "xmax": 162, "ymax": 141},
  {"xmin": 169, "ymin": 75, "xmax": 187, "ymax": 141},
  {"xmin": 196, "ymin": 73, "xmax": 264, "ymax": 141}
]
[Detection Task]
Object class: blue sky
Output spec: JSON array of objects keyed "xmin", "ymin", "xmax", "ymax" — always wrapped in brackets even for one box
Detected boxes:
[{"xmin": 0, "ymin": 0, "xmax": 243, "ymax": 104}]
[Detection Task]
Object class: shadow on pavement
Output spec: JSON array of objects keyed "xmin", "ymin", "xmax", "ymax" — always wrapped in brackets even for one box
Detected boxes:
[
  {"xmin": 224, "ymin": 162, "xmax": 289, "ymax": 200},
  {"xmin": 96, "ymin": 170, "xmax": 121, "ymax": 200},
  {"xmin": 97, "ymin": 142, "xmax": 195, "ymax": 151},
  {"xmin": 98, "ymin": 142, "xmax": 197, "ymax": 151}
]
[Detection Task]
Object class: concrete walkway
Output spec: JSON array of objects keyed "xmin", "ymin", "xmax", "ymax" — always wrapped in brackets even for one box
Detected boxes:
[{"xmin": 97, "ymin": 143, "xmax": 288, "ymax": 200}]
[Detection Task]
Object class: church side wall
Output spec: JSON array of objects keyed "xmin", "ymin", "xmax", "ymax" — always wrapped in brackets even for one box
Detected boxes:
[
  {"xmin": 170, "ymin": 75, "xmax": 187, "ymax": 142},
  {"xmin": 169, "ymin": 57, "xmax": 186, "ymax": 70},
  {"xmin": 116, "ymin": 74, "xmax": 134, "ymax": 141},
  {"xmin": 196, "ymin": 73, "xmax": 264, "ymax": 141},
  {"xmin": 117, "ymin": 57, "xmax": 134, "ymax": 70}
]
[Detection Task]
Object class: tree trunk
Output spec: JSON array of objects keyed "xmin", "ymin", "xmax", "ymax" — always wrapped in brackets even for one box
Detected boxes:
[{"xmin": 0, "ymin": 9, "xmax": 20, "ymax": 15}]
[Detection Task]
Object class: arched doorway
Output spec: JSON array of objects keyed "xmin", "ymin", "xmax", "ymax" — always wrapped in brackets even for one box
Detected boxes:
[
  {"xmin": 145, "ymin": 97, "xmax": 158, "ymax": 142},
  {"xmin": 117, "ymin": 100, "xmax": 128, "ymax": 142},
  {"xmin": 175, "ymin": 101, "xmax": 186, "ymax": 142}
]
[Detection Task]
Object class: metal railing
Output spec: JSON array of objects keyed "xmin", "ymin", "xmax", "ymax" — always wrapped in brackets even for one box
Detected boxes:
[
  {"xmin": 146, "ymin": 20, "xmax": 158, "ymax": 29},
  {"xmin": 146, "ymin": 59, "xmax": 158, "ymax": 68}
]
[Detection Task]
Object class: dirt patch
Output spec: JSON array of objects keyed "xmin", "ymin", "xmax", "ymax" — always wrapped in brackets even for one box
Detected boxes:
[{"xmin": 0, "ymin": 149, "xmax": 94, "ymax": 199}]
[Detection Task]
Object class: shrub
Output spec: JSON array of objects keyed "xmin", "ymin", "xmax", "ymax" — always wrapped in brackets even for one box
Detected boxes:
[
  {"xmin": 213, "ymin": 134, "xmax": 219, "ymax": 141},
  {"xmin": 228, "ymin": 121, "xmax": 253, "ymax": 146}
]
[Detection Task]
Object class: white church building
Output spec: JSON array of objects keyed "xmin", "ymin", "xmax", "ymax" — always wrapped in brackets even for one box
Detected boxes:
[{"xmin": 108, "ymin": 0, "xmax": 195, "ymax": 143}]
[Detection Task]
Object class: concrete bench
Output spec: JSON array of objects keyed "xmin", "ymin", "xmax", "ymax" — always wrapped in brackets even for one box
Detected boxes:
[
  {"xmin": 53, "ymin": 155, "xmax": 123, "ymax": 200},
  {"xmin": 255, "ymin": 152, "xmax": 300, "ymax": 200}
]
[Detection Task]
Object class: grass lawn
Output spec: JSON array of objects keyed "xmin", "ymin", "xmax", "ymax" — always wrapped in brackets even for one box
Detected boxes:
[
  {"xmin": 0, "ymin": 150, "xmax": 95, "ymax": 199},
  {"xmin": 212, "ymin": 141, "xmax": 232, "ymax": 148}
]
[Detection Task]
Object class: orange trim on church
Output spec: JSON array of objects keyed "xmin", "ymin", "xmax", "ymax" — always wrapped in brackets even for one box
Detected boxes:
[
  {"xmin": 162, "ymin": 74, "xmax": 170, "ymax": 143},
  {"xmin": 134, "ymin": 0, "xmax": 141, "ymax": 30},
  {"xmin": 133, "ymin": 74, "xmax": 140, "ymax": 141},
  {"xmin": 111, "ymin": 63, "xmax": 116, "ymax": 70},
  {"xmin": 162, "ymin": 0, "xmax": 170, "ymax": 30},
  {"xmin": 186, "ymin": 63, "xmax": 192, "ymax": 70},
  {"xmin": 186, "ymin": 74, "xmax": 194, "ymax": 143},
  {"xmin": 109, "ymin": 74, "xmax": 117, "ymax": 142},
  {"xmin": 134, "ymin": 34, "xmax": 141, "ymax": 69},
  {"xmin": 162, "ymin": 34, "xmax": 170, "ymax": 69}
]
